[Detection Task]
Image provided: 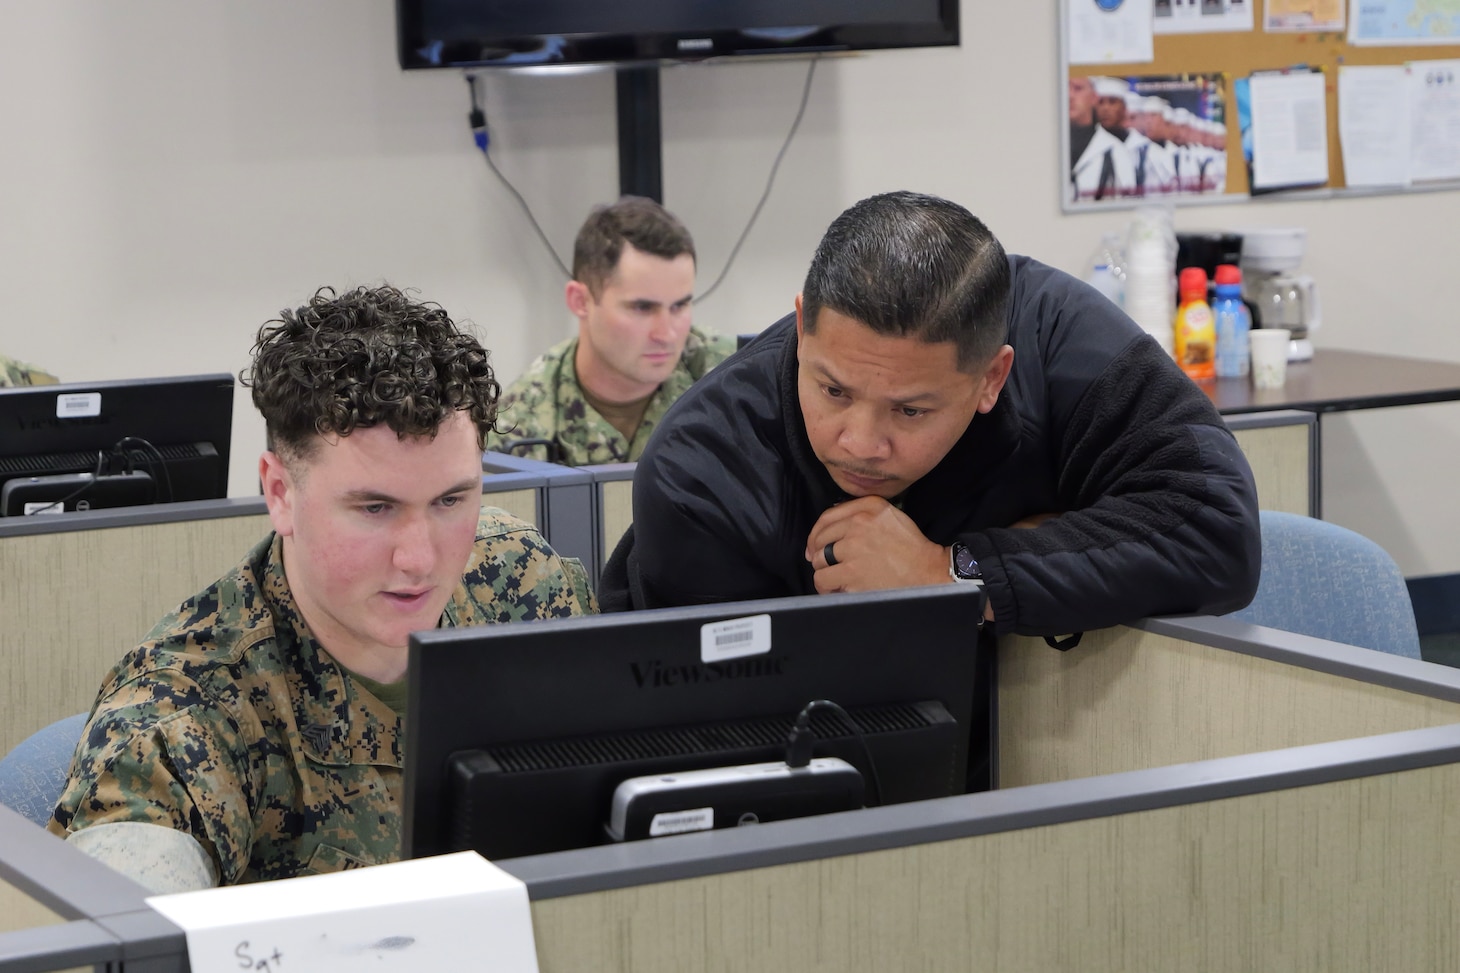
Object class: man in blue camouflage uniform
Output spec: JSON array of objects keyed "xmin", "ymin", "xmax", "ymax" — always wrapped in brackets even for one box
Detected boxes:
[
  {"xmin": 488, "ymin": 196, "xmax": 734, "ymax": 465},
  {"xmin": 49, "ymin": 286, "xmax": 594, "ymax": 890}
]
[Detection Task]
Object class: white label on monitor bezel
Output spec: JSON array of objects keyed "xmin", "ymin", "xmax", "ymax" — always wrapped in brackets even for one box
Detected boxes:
[
  {"xmin": 23, "ymin": 502, "xmax": 65, "ymax": 516},
  {"xmin": 56, "ymin": 392, "xmax": 101, "ymax": 418},
  {"xmin": 700, "ymin": 613, "xmax": 771, "ymax": 662},
  {"xmin": 649, "ymin": 807, "xmax": 713, "ymax": 837}
]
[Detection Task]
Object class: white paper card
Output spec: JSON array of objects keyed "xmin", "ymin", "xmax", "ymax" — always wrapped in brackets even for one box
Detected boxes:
[
  {"xmin": 1338, "ymin": 64, "xmax": 1411, "ymax": 186},
  {"xmin": 147, "ymin": 852, "xmax": 539, "ymax": 973},
  {"xmin": 1250, "ymin": 70, "xmax": 1331, "ymax": 188},
  {"xmin": 56, "ymin": 392, "xmax": 101, "ymax": 418},
  {"xmin": 1409, "ymin": 59, "xmax": 1460, "ymax": 182},
  {"xmin": 701, "ymin": 613, "xmax": 772, "ymax": 662},
  {"xmin": 1067, "ymin": 0, "xmax": 1155, "ymax": 65}
]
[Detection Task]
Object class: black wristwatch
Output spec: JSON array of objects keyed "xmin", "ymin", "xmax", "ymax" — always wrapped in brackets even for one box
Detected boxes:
[{"xmin": 948, "ymin": 542, "xmax": 983, "ymax": 584}]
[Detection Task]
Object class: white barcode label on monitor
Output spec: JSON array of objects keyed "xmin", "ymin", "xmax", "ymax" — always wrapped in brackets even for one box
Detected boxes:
[
  {"xmin": 700, "ymin": 613, "xmax": 771, "ymax": 663},
  {"xmin": 56, "ymin": 392, "xmax": 101, "ymax": 418},
  {"xmin": 649, "ymin": 807, "xmax": 713, "ymax": 837}
]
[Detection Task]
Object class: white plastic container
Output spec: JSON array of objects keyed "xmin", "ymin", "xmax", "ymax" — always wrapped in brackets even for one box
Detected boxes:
[{"xmin": 1124, "ymin": 207, "xmax": 1177, "ymax": 355}]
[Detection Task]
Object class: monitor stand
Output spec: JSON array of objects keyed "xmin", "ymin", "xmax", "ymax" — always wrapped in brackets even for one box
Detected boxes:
[{"xmin": 616, "ymin": 65, "xmax": 662, "ymax": 201}]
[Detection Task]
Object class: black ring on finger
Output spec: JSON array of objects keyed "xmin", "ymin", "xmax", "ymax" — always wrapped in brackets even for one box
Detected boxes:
[{"xmin": 823, "ymin": 541, "xmax": 838, "ymax": 567}]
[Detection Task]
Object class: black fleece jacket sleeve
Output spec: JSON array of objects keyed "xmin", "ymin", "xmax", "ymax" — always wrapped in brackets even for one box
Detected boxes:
[{"xmin": 966, "ymin": 335, "xmax": 1262, "ymax": 636}]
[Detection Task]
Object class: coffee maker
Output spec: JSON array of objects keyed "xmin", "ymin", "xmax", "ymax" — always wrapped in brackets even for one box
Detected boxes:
[
  {"xmin": 1239, "ymin": 227, "xmax": 1321, "ymax": 362},
  {"xmin": 1176, "ymin": 231, "xmax": 1244, "ymax": 281}
]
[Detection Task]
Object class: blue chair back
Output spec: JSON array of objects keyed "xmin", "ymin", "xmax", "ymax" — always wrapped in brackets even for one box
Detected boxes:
[
  {"xmin": 1230, "ymin": 511, "xmax": 1422, "ymax": 659},
  {"xmin": 0, "ymin": 713, "xmax": 87, "ymax": 828}
]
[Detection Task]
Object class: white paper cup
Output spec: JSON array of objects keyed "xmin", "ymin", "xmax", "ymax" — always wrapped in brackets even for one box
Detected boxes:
[{"xmin": 1250, "ymin": 329, "xmax": 1291, "ymax": 389}]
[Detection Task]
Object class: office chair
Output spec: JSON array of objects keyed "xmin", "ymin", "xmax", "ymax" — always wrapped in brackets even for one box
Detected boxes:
[
  {"xmin": 0, "ymin": 713, "xmax": 87, "ymax": 828},
  {"xmin": 1229, "ymin": 510, "xmax": 1422, "ymax": 659}
]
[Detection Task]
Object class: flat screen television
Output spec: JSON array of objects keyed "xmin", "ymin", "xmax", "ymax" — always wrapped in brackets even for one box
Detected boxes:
[
  {"xmin": 0, "ymin": 373, "xmax": 234, "ymax": 516},
  {"xmin": 396, "ymin": 0, "xmax": 960, "ymax": 70},
  {"xmin": 403, "ymin": 584, "xmax": 986, "ymax": 861}
]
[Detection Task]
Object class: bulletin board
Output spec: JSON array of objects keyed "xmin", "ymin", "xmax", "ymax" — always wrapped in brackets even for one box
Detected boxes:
[{"xmin": 1060, "ymin": 3, "xmax": 1460, "ymax": 211}]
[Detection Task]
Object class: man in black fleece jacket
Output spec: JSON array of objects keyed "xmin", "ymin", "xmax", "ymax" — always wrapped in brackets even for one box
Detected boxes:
[{"xmin": 605, "ymin": 191, "xmax": 1260, "ymax": 640}]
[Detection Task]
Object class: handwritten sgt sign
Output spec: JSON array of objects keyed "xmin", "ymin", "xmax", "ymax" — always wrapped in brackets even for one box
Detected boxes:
[{"xmin": 147, "ymin": 852, "xmax": 539, "ymax": 973}]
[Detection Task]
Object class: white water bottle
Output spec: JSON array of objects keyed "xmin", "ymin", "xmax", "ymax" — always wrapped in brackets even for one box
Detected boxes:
[{"xmin": 1085, "ymin": 233, "xmax": 1126, "ymax": 307}]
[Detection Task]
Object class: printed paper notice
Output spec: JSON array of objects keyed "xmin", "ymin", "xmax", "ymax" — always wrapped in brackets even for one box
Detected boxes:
[
  {"xmin": 1249, "ymin": 70, "xmax": 1331, "ymax": 188},
  {"xmin": 1068, "ymin": 0, "xmax": 1155, "ymax": 65},
  {"xmin": 1339, "ymin": 65, "xmax": 1411, "ymax": 185},
  {"xmin": 1349, "ymin": 0, "xmax": 1460, "ymax": 45},
  {"xmin": 1409, "ymin": 59, "xmax": 1460, "ymax": 181},
  {"xmin": 1155, "ymin": 0, "xmax": 1256, "ymax": 34},
  {"xmin": 1266, "ymin": 0, "xmax": 1347, "ymax": 30}
]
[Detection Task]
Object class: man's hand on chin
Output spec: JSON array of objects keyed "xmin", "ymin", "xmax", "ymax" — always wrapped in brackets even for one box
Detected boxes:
[{"xmin": 804, "ymin": 496, "xmax": 947, "ymax": 594}]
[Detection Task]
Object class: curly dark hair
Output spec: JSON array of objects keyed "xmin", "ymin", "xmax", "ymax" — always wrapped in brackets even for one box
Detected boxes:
[{"xmin": 241, "ymin": 285, "xmax": 500, "ymax": 462}]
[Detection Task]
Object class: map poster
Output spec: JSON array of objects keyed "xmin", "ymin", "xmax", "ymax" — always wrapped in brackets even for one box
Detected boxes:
[{"xmin": 1349, "ymin": 0, "xmax": 1460, "ymax": 44}]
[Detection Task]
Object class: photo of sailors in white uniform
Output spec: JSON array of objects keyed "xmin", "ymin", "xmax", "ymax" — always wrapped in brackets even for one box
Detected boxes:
[{"xmin": 1068, "ymin": 74, "xmax": 1228, "ymax": 203}]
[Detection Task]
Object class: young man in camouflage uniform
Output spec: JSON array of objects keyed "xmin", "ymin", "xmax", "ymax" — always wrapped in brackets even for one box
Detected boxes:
[
  {"xmin": 49, "ymin": 286, "xmax": 595, "ymax": 891},
  {"xmin": 488, "ymin": 196, "xmax": 734, "ymax": 465},
  {"xmin": 0, "ymin": 352, "xmax": 58, "ymax": 386}
]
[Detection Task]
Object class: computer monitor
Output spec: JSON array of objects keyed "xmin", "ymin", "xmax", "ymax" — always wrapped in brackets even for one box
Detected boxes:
[
  {"xmin": 0, "ymin": 373, "xmax": 234, "ymax": 516},
  {"xmin": 404, "ymin": 584, "xmax": 986, "ymax": 861}
]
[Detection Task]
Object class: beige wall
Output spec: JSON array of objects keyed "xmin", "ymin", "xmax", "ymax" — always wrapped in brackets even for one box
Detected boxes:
[{"xmin": 2, "ymin": 3, "xmax": 1456, "ymax": 573}]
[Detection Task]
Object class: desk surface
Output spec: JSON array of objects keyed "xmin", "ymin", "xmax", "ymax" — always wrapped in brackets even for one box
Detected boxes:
[{"xmin": 1206, "ymin": 349, "xmax": 1460, "ymax": 415}]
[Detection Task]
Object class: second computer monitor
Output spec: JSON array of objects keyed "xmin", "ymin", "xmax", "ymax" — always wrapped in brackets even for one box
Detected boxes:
[{"xmin": 0, "ymin": 373, "xmax": 233, "ymax": 516}]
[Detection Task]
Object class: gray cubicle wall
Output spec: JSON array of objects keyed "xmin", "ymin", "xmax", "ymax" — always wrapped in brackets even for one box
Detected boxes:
[
  {"xmin": 577, "ymin": 410, "xmax": 1315, "ymax": 590},
  {"xmin": 0, "ymin": 465, "xmax": 562, "ymax": 758},
  {"xmin": 583, "ymin": 463, "xmax": 635, "ymax": 587},
  {"xmin": 505, "ymin": 615, "xmax": 1460, "ymax": 971},
  {"xmin": 0, "ymin": 804, "xmax": 185, "ymax": 972},
  {"xmin": 484, "ymin": 452, "xmax": 598, "ymax": 586},
  {"xmin": 7, "ymin": 616, "xmax": 1460, "ymax": 971},
  {"xmin": 1224, "ymin": 409, "xmax": 1318, "ymax": 517}
]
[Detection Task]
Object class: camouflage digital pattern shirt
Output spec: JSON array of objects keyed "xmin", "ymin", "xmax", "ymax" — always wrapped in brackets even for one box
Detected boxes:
[
  {"xmin": 0, "ymin": 353, "xmax": 58, "ymax": 387},
  {"xmin": 49, "ymin": 508, "xmax": 594, "ymax": 885},
  {"xmin": 488, "ymin": 326, "xmax": 734, "ymax": 466}
]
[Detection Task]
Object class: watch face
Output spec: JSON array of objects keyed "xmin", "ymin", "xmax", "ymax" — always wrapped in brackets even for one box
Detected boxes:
[{"xmin": 954, "ymin": 544, "xmax": 981, "ymax": 580}]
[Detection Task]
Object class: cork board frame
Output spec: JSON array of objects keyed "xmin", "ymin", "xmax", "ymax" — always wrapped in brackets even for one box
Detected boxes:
[{"xmin": 1059, "ymin": 4, "xmax": 1460, "ymax": 211}]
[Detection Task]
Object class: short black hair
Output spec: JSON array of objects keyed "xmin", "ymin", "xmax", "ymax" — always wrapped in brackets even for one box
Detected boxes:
[
  {"xmin": 243, "ymin": 285, "xmax": 500, "ymax": 463},
  {"xmin": 572, "ymin": 196, "xmax": 695, "ymax": 297},
  {"xmin": 801, "ymin": 192, "xmax": 1010, "ymax": 371}
]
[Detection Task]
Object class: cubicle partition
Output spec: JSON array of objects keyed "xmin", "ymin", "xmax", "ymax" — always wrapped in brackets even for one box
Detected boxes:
[
  {"xmin": 484, "ymin": 452, "xmax": 598, "ymax": 584},
  {"xmin": 6, "ymin": 617, "xmax": 1459, "ymax": 971},
  {"xmin": 0, "ymin": 498, "xmax": 274, "ymax": 760},
  {"xmin": 0, "ymin": 463, "xmax": 557, "ymax": 759},
  {"xmin": 0, "ymin": 804, "xmax": 182, "ymax": 972},
  {"xmin": 1224, "ymin": 409, "xmax": 1316, "ymax": 517},
  {"xmin": 583, "ymin": 463, "xmax": 634, "ymax": 584},
  {"xmin": 509, "ymin": 616, "xmax": 1460, "ymax": 972},
  {"xmin": 577, "ymin": 409, "xmax": 1318, "ymax": 585}
]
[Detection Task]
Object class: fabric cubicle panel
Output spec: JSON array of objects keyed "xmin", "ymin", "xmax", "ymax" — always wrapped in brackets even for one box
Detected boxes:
[
  {"xmin": 0, "ymin": 500, "xmax": 273, "ymax": 758},
  {"xmin": 1223, "ymin": 409, "xmax": 1315, "ymax": 516},
  {"xmin": 0, "ymin": 471, "xmax": 551, "ymax": 760},
  {"xmin": 997, "ymin": 618, "xmax": 1460, "ymax": 789},
  {"xmin": 511, "ymin": 616, "xmax": 1460, "ymax": 971},
  {"xmin": 584, "ymin": 463, "xmax": 635, "ymax": 580}
]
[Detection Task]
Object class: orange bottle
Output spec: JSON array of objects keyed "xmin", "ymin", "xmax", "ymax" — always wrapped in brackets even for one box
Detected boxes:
[{"xmin": 1174, "ymin": 267, "xmax": 1215, "ymax": 382}]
